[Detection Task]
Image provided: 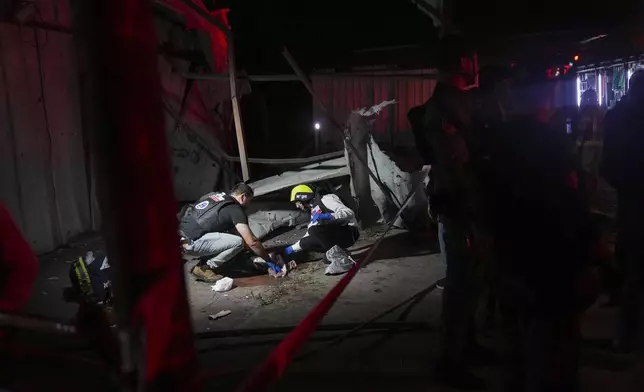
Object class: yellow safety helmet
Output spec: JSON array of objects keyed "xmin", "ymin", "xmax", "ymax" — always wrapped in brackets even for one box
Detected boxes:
[{"xmin": 290, "ymin": 184, "xmax": 315, "ymax": 202}]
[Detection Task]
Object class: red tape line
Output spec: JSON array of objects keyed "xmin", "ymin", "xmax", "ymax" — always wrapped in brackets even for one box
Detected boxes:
[
  {"xmin": 237, "ymin": 263, "xmax": 361, "ymax": 392},
  {"xmin": 236, "ymin": 168, "xmax": 430, "ymax": 392}
]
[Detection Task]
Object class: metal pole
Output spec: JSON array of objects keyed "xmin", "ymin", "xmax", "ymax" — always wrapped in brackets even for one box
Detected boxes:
[
  {"xmin": 176, "ymin": 0, "xmax": 250, "ymax": 181},
  {"xmin": 71, "ymin": 0, "xmax": 198, "ymax": 390}
]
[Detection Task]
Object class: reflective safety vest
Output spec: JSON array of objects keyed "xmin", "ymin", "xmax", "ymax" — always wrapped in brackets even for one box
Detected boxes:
[
  {"xmin": 69, "ymin": 250, "xmax": 112, "ymax": 305},
  {"xmin": 179, "ymin": 192, "xmax": 237, "ymax": 240}
]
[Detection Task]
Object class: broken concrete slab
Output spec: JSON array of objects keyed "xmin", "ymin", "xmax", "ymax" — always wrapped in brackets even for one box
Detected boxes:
[
  {"xmin": 347, "ymin": 101, "xmax": 430, "ymax": 230},
  {"xmin": 365, "ymin": 134, "xmax": 430, "ymax": 229},
  {"xmin": 248, "ymin": 157, "xmax": 349, "ymax": 197},
  {"xmin": 245, "ymin": 200, "xmax": 308, "ymax": 241},
  {"xmin": 247, "ymin": 207, "xmax": 309, "ymax": 241}
]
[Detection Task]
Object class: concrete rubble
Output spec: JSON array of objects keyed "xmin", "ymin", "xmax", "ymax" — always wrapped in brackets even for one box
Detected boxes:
[
  {"xmin": 248, "ymin": 157, "xmax": 350, "ymax": 197},
  {"xmin": 247, "ymin": 204, "xmax": 309, "ymax": 241},
  {"xmin": 348, "ymin": 100, "xmax": 430, "ymax": 229},
  {"xmin": 208, "ymin": 310, "xmax": 232, "ymax": 321},
  {"xmin": 245, "ymin": 98, "xmax": 430, "ymax": 239}
]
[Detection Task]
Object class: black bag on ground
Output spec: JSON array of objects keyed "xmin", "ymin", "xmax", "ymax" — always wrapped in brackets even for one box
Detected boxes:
[{"xmin": 65, "ymin": 250, "xmax": 112, "ymax": 305}]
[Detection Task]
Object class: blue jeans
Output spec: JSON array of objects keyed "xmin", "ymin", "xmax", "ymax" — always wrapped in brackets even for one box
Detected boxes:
[
  {"xmin": 184, "ymin": 232, "xmax": 244, "ymax": 268},
  {"xmin": 438, "ymin": 215, "xmax": 480, "ymax": 363},
  {"xmin": 438, "ymin": 221, "xmax": 447, "ymax": 269}
]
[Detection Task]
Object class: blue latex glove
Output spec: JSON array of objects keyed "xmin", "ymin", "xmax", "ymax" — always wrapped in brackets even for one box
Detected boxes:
[
  {"xmin": 311, "ymin": 213, "xmax": 333, "ymax": 224},
  {"xmin": 265, "ymin": 259, "xmax": 282, "ymax": 274},
  {"xmin": 284, "ymin": 246, "xmax": 295, "ymax": 256}
]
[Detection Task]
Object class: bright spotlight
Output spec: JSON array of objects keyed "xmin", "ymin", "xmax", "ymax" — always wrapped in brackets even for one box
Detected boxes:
[{"xmin": 314, "ymin": 122, "xmax": 321, "ymax": 130}]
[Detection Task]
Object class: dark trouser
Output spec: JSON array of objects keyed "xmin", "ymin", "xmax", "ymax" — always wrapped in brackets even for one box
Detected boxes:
[
  {"xmin": 438, "ymin": 215, "xmax": 481, "ymax": 364},
  {"xmin": 299, "ymin": 225, "xmax": 360, "ymax": 253},
  {"xmin": 500, "ymin": 295, "xmax": 580, "ymax": 392},
  {"xmin": 616, "ymin": 193, "xmax": 644, "ymax": 352},
  {"xmin": 0, "ymin": 329, "xmax": 18, "ymax": 388}
]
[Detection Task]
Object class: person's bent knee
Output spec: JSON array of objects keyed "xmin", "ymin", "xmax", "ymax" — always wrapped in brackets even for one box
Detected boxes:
[
  {"xmin": 307, "ymin": 226, "xmax": 325, "ymax": 236},
  {"xmin": 231, "ymin": 235, "xmax": 244, "ymax": 250}
]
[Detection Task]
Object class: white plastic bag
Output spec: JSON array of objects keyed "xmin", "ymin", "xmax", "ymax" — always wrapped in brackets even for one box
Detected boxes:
[
  {"xmin": 213, "ymin": 277, "xmax": 234, "ymax": 292},
  {"xmin": 324, "ymin": 246, "xmax": 355, "ymax": 275}
]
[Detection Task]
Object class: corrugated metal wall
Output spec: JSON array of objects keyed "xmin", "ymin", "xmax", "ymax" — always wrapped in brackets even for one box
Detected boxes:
[
  {"xmin": 312, "ymin": 70, "xmax": 437, "ymax": 148},
  {"xmin": 0, "ymin": 1, "xmax": 245, "ymax": 253},
  {"xmin": 159, "ymin": 56, "xmax": 239, "ymax": 202},
  {"xmin": 0, "ymin": 0, "xmax": 95, "ymax": 254}
]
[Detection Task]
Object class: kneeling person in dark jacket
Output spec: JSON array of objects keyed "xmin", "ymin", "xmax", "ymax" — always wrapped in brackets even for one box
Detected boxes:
[
  {"xmin": 284, "ymin": 185, "xmax": 359, "ymax": 274},
  {"xmin": 179, "ymin": 183, "xmax": 274, "ymax": 282}
]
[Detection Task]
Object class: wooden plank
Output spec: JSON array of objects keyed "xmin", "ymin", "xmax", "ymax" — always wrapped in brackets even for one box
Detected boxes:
[
  {"xmin": 228, "ymin": 41, "xmax": 250, "ymax": 181},
  {"xmin": 183, "ymin": 73, "xmax": 300, "ymax": 82},
  {"xmin": 174, "ymin": 0, "xmax": 250, "ymax": 181}
]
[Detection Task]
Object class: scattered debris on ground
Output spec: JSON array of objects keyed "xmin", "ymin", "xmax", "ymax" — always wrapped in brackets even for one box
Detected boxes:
[
  {"xmin": 212, "ymin": 277, "xmax": 234, "ymax": 292},
  {"xmin": 208, "ymin": 310, "xmax": 232, "ymax": 321}
]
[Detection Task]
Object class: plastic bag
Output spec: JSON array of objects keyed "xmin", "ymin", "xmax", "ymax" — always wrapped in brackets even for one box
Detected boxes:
[
  {"xmin": 324, "ymin": 246, "xmax": 355, "ymax": 275},
  {"xmin": 213, "ymin": 277, "xmax": 234, "ymax": 292}
]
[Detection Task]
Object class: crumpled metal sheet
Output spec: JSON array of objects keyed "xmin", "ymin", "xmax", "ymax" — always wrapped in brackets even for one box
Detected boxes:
[
  {"xmin": 249, "ymin": 157, "xmax": 349, "ymax": 197},
  {"xmin": 247, "ymin": 208, "xmax": 309, "ymax": 240},
  {"xmin": 0, "ymin": 19, "xmax": 94, "ymax": 254},
  {"xmin": 354, "ymin": 99, "xmax": 396, "ymax": 117}
]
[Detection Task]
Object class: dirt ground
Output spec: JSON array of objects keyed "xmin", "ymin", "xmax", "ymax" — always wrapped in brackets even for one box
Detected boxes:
[
  {"xmin": 25, "ymin": 225, "xmax": 441, "ymax": 332},
  {"xmin": 17, "ymin": 206, "xmax": 644, "ymax": 391}
]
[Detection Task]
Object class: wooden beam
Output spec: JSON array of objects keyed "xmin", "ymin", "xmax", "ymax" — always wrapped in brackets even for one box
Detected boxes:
[
  {"xmin": 183, "ymin": 72, "xmax": 301, "ymax": 82},
  {"xmin": 184, "ymin": 72, "xmax": 439, "ymax": 81},
  {"xmin": 174, "ymin": 0, "xmax": 250, "ymax": 181},
  {"xmin": 5, "ymin": 20, "xmax": 74, "ymax": 34}
]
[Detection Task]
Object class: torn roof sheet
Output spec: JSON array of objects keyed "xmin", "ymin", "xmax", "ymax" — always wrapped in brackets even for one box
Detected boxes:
[{"xmin": 249, "ymin": 157, "xmax": 349, "ymax": 197}]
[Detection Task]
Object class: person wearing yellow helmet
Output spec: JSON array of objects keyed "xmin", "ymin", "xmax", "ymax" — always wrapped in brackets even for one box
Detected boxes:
[{"xmin": 284, "ymin": 184, "xmax": 359, "ymax": 274}]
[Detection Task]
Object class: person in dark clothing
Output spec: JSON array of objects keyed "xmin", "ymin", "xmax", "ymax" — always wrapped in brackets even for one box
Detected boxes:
[
  {"xmin": 573, "ymin": 88, "xmax": 605, "ymax": 210},
  {"xmin": 487, "ymin": 74, "xmax": 597, "ymax": 392},
  {"xmin": 416, "ymin": 34, "xmax": 492, "ymax": 390},
  {"xmin": 409, "ymin": 104, "xmax": 447, "ymax": 289},
  {"xmin": 179, "ymin": 183, "xmax": 275, "ymax": 282},
  {"xmin": 602, "ymin": 69, "xmax": 644, "ymax": 353}
]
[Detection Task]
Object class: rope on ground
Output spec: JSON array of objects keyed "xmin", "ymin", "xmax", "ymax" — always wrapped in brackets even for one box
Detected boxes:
[
  {"xmin": 195, "ymin": 321, "xmax": 429, "ymax": 341},
  {"xmin": 195, "ymin": 323, "xmax": 431, "ymax": 382},
  {"xmin": 295, "ymin": 280, "xmax": 440, "ymax": 362},
  {"xmin": 236, "ymin": 167, "xmax": 430, "ymax": 392},
  {"xmin": 196, "ymin": 323, "xmax": 429, "ymax": 355},
  {"xmin": 0, "ymin": 312, "xmax": 77, "ymax": 334}
]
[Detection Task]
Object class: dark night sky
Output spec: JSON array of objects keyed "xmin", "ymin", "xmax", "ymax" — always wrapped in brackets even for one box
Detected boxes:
[
  {"xmin": 199, "ymin": 0, "xmax": 642, "ymax": 161},
  {"xmin": 228, "ymin": 0, "xmax": 433, "ymax": 72},
  {"xmin": 453, "ymin": 0, "xmax": 638, "ymax": 34},
  {"xmin": 221, "ymin": 0, "xmax": 641, "ymax": 72}
]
